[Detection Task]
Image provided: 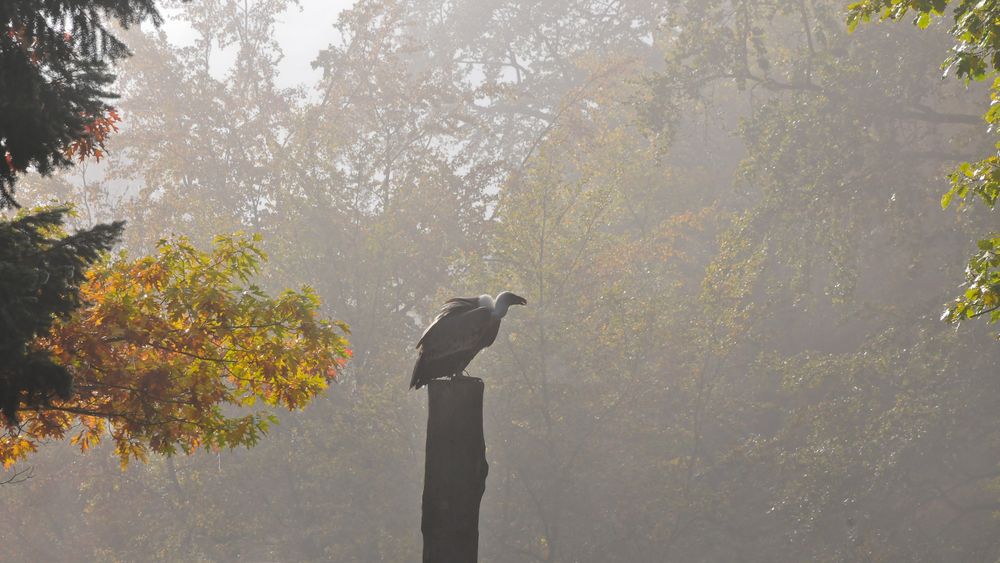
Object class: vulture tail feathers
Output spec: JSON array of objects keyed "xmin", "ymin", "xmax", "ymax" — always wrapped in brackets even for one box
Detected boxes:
[
  {"xmin": 410, "ymin": 349, "xmax": 478, "ymax": 389},
  {"xmin": 409, "ymin": 356, "xmax": 427, "ymax": 389}
]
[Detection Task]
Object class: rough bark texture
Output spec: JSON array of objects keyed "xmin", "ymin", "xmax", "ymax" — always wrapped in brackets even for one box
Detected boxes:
[{"xmin": 422, "ymin": 377, "xmax": 489, "ymax": 563}]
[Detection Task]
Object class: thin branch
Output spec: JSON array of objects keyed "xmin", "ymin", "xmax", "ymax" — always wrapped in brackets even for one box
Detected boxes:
[
  {"xmin": 967, "ymin": 304, "xmax": 1000, "ymax": 320},
  {"xmin": 0, "ymin": 465, "xmax": 34, "ymax": 485}
]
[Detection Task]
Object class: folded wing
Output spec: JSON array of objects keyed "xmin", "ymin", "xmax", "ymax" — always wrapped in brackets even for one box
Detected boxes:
[{"xmin": 410, "ymin": 302, "xmax": 498, "ymax": 389}]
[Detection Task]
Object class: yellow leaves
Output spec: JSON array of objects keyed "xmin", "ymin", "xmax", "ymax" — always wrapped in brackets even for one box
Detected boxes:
[
  {"xmin": 980, "ymin": 288, "xmax": 1000, "ymax": 312},
  {"xmin": 69, "ymin": 418, "xmax": 105, "ymax": 453},
  {"xmin": 114, "ymin": 439, "xmax": 149, "ymax": 471},
  {"xmin": 0, "ymin": 436, "xmax": 38, "ymax": 469},
  {"xmin": 8, "ymin": 233, "xmax": 350, "ymax": 470}
]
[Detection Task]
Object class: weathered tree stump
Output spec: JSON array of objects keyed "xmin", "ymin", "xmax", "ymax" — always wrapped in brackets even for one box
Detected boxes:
[{"xmin": 422, "ymin": 377, "xmax": 489, "ymax": 563}]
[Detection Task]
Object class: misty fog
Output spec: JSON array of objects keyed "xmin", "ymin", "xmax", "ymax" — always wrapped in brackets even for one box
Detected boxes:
[{"xmin": 4, "ymin": 0, "xmax": 1000, "ymax": 561}]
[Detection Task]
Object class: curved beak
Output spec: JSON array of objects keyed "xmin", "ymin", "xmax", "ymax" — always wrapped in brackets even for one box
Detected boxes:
[{"xmin": 513, "ymin": 294, "xmax": 528, "ymax": 306}]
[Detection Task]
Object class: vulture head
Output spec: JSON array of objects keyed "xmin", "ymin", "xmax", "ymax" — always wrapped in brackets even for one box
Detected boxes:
[{"xmin": 493, "ymin": 291, "xmax": 527, "ymax": 318}]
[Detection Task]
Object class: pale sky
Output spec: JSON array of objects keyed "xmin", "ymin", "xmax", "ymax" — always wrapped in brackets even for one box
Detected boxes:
[{"xmin": 161, "ymin": 0, "xmax": 357, "ymax": 89}]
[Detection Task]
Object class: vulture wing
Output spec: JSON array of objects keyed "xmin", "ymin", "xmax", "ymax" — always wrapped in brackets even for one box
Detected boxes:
[
  {"xmin": 416, "ymin": 297, "xmax": 481, "ymax": 348},
  {"xmin": 417, "ymin": 306, "xmax": 493, "ymax": 360}
]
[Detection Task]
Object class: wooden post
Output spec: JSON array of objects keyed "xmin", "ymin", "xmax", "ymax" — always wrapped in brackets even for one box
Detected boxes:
[{"xmin": 422, "ymin": 377, "xmax": 489, "ymax": 563}]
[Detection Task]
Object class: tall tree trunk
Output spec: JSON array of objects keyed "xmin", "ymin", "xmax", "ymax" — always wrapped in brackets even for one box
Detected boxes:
[{"xmin": 422, "ymin": 377, "xmax": 489, "ymax": 563}]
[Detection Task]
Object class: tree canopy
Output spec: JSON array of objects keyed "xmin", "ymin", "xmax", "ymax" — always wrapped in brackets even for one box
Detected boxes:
[
  {"xmin": 1, "ymin": 0, "xmax": 350, "ymax": 476},
  {"xmin": 2, "ymin": 232, "xmax": 349, "ymax": 469},
  {"xmin": 5, "ymin": 0, "xmax": 1000, "ymax": 561}
]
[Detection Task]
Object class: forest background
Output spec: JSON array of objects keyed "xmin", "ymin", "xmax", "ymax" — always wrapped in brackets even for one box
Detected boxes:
[{"xmin": 4, "ymin": 0, "xmax": 1000, "ymax": 561}]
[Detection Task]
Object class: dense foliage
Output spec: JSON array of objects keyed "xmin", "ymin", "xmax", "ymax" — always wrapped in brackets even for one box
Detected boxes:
[
  {"xmin": 4, "ymin": 0, "xmax": 1000, "ymax": 561},
  {"xmin": 1, "ymin": 233, "xmax": 349, "ymax": 469},
  {"xmin": 0, "ymin": 0, "xmax": 160, "ymax": 207},
  {"xmin": 2, "ymin": 0, "xmax": 349, "ymax": 473},
  {"xmin": 0, "ymin": 207, "xmax": 122, "ymax": 425}
]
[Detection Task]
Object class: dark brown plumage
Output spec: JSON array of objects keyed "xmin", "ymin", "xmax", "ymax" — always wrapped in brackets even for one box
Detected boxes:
[{"xmin": 410, "ymin": 292, "xmax": 526, "ymax": 389}]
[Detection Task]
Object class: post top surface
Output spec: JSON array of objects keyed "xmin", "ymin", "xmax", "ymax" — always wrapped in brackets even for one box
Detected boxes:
[{"xmin": 427, "ymin": 376, "xmax": 484, "ymax": 388}]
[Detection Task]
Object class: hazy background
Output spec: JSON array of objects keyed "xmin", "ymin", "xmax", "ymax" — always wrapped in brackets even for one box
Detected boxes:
[
  {"xmin": 161, "ymin": 0, "xmax": 354, "ymax": 88},
  {"xmin": 4, "ymin": 0, "xmax": 1000, "ymax": 561}
]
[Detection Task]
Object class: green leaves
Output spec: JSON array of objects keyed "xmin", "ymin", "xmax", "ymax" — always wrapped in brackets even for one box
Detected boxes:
[
  {"xmin": 846, "ymin": 0, "xmax": 948, "ymax": 33},
  {"xmin": 848, "ymin": 0, "xmax": 1000, "ymax": 335},
  {"xmin": 943, "ymin": 235, "xmax": 1000, "ymax": 324},
  {"xmin": 942, "ymin": 157, "xmax": 1000, "ymax": 209}
]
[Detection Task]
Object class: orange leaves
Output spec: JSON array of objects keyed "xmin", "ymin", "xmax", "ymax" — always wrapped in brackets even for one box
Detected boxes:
[
  {"xmin": 63, "ymin": 110, "xmax": 122, "ymax": 163},
  {"xmin": 69, "ymin": 416, "xmax": 106, "ymax": 453},
  {"xmin": 3, "ymin": 233, "xmax": 349, "ymax": 470},
  {"xmin": 592, "ymin": 206, "xmax": 718, "ymax": 280},
  {"xmin": 3, "ymin": 152, "xmax": 18, "ymax": 173}
]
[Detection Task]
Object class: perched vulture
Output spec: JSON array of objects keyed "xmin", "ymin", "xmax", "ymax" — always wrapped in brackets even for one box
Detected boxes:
[{"xmin": 410, "ymin": 291, "xmax": 527, "ymax": 389}]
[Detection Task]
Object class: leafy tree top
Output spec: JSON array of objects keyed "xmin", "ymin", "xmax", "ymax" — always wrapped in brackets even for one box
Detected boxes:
[
  {"xmin": 2, "ymin": 229, "xmax": 350, "ymax": 469},
  {"xmin": 848, "ymin": 1, "xmax": 1000, "ymax": 81}
]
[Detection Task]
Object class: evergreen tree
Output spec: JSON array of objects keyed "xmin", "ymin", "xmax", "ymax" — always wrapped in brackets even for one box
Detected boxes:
[
  {"xmin": 0, "ymin": 207, "xmax": 122, "ymax": 423},
  {"xmin": 0, "ymin": 0, "xmax": 160, "ymax": 208},
  {"xmin": 1, "ymin": 2, "xmax": 160, "ymax": 422}
]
